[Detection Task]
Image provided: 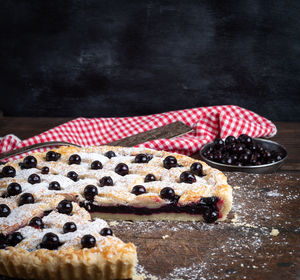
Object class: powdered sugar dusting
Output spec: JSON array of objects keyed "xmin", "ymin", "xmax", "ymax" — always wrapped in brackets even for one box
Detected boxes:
[{"xmin": 115, "ymin": 172, "xmax": 299, "ymax": 279}]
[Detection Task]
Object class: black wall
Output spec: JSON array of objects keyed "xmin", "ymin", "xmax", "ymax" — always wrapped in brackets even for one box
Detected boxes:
[{"xmin": 1, "ymin": 0, "xmax": 300, "ymax": 120}]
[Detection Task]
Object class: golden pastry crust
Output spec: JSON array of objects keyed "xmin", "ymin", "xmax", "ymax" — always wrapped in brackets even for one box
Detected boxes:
[
  {"xmin": 0, "ymin": 145, "xmax": 232, "ymax": 280},
  {"xmin": 0, "ymin": 242, "xmax": 137, "ymax": 280}
]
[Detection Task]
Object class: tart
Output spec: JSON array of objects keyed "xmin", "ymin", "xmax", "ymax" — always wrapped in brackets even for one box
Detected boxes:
[{"xmin": 0, "ymin": 146, "xmax": 232, "ymax": 280}]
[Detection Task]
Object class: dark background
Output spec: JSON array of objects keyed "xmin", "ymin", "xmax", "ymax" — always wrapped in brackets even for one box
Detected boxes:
[{"xmin": 0, "ymin": 0, "xmax": 300, "ymax": 121}]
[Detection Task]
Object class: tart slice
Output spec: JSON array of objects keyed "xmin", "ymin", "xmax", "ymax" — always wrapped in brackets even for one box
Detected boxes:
[{"xmin": 0, "ymin": 146, "xmax": 232, "ymax": 280}]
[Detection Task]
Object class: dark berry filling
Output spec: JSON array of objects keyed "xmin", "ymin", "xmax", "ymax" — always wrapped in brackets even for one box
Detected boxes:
[
  {"xmin": 48, "ymin": 181, "xmax": 61, "ymax": 190},
  {"xmin": 99, "ymin": 176, "xmax": 114, "ymax": 187},
  {"xmin": 104, "ymin": 151, "xmax": 116, "ymax": 159},
  {"xmin": 28, "ymin": 173, "xmax": 41, "ymax": 184},
  {"xmin": 100, "ymin": 227, "xmax": 113, "ymax": 236},
  {"xmin": 7, "ymin": 182, "xmax": 22, "ymax": 196},
  {"xmin": 57, "ymin": 200, "xmax": 73, "ymax": 215},
  {"xmin": 1, "ymin": 166, "xmax": 16, "ymax": 178},
  {"xmin": 115, "ymin": 163, "xmax": 129, "ymax": 176},
  {"xmin": 69, "ymin": 154, "xmax": 81, "ymax": 165},
  {"xmin": 81, "ymin": 234, "xmax": 96, "ymax": 248},
  {"xmin": 7, "ymin": 232, "xmax": 23, "ymax": 247},
  {"xmin": 67, "ymin": 171, "xmax": 78, "ymax": 181},
  {"xmin": 0, "ymin": 204, "xmax": 10, "ymax": 217},
  {"xmin": 131, "ymin": 185, "xmax": 146, "ymax": 196},
  {"xmin": 19, "ymin": 193, "xmax": 35, "ymax": 206},
  {"xmin": 63, "ymin": 222, "xmax": 77, "ymax": 233},
  {"xmin": 82, "ymin": 195, "xmax": 221, "ymax": 223},
  {"xmin": 46, "ymin": 151, "xmax": 61, "ymax": 162},
  {"xmin": 21, "ymin": 156, "xmax": 37, "ymax": 169},
  {"xmin": 163, "ymin": 156, "xmax": 177, "ymax": 169},
  {"xmin": 190, "ymin": 162, "xmax": 203, "ymax": 177},
  {"xmin": 83, "ymin": 185, "xmax": 98, "ymax": 201},
  {"xmin": 91, "ymin": 160, "xmax": 103, "ymax": 170},
  {"xmin": 179, "ymin": 171, "xmax": 196, "ymax": 184},
  {"xmin": 40, "ymin": 232, "xmax": 61, "ymax": 250},
  {"xmin": 29, "ymin": 217, "xmax": 44, "ymax": 229},
  {"xmin": 144, "ymin": 174, "xmax": 156, "ymax": 182}
]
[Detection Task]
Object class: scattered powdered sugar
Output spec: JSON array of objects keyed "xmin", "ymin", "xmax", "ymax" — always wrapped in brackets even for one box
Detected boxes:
[
  {"xmin": 266, "ymin": 190, "xmax": 283, "ymax": 197},
  {"xmin": 113, "ymin": 172, "xmax": 299, "ymax": 279}
]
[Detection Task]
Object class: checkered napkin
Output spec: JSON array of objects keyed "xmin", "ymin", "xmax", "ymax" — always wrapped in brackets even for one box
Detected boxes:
[{"xmin": 0, "ymin": 105, "xmax": 276, "ymax": 161}]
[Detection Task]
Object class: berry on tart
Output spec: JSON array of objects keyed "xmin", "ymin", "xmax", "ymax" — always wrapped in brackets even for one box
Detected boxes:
[
  {"xmin": 0, "ymin": 204, "xmax": 10, "ymax": 217},
  {"xmin": 179, "ymin": 171, "xmax": 196, "ymax": 184},
  {"xmin": 69, "ymin": 154, "xmax": 81, "ymax": 165},
  {"xmin": 46, "ymin": 151, "xmax": 61, "ymax": 161},
  {"xmin": 104, "ymin": 151, "xmax": 116, "ymax": 159},
  {"xmin": 134, "ymin": 154, "xmax": 152, "ymax": 163},
  {"xmin": 57, "ymin": 200, "xmax": 73, "ymax": 215},
  {"xmin": 19, "ymin": 193, "xmax": 35, "ymax": 206},
  {"xmin": 48, "ymin": 181, "xmax": 61, "ymax": 190},
  {"xmin": 160, "ymin": 187, "xmax": 175, "ymax": 200},
  {"xmin": 190, "ymin": 162, "xmax": 203, "ymax": 177},
  {"xmin": 99, "ymin": 176, "xmax": 114, "ymax": 187},
  {"xmin": 7, "ymin": 232, "xmax": 23, "ymax": 247},
  {"xmin": 41, "ymin": 166, "xmax": 50, "ymax": 174},
  {"xmin": 67, "ymin": 171, "xmax": 78, "ymax": 181},
  {"xmin": 144, "ymin": 174, "xmax": 156, "ymax": 182},
  {"xmin": 28, "ymin": 174, "xmax": 41, "ymax": 185},
  {"xmin": 91, "ymin": 160, "xmax": 103, "ymax": 170},
  {"xmin": 115, "ymin": 163, "xmax": 129, "ymax": 176},
  {"xmin": 81, "ymin": 234, "xmax": 96, "ymax": 248},
  {"xmin": 83, "ymin": 185, "xmax": 98, "ymax": 201},
  {"xmin": 29, "ymin": 217, "xmax": 44, "ymax": 229},
  {"xmin": 100, "ymin": 227, "xmax": 113, "ymax": 236},
  {"xmin": 163, "ymin": 156, "xmax": 177, "ymax": 169},
  {"xmin": 7, "ymin": 182, "xmax": 22, "ymax": 196},
  {"xmin": 131, "ymin": 185, "xmax": 146, "ymax": 196},
  {"xmin": 1, "ymin": 166, "xmax": 16, "ymax": 178},
  {"xmin": 63, "ymin": 222, "xmax": 77, "ymax": 233},
  {"xmin": 21, "ymin": 156, "xmax": 37, "ymax": 169},
  {"xmin": 40, "ymin": 233, "xmax": 61, "ymax": 250}
]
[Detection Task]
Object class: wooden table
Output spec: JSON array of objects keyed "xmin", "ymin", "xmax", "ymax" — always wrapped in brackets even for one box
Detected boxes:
[{"xmin": 0, "ymin": 117, "xmax": 299, "ymax": 280}]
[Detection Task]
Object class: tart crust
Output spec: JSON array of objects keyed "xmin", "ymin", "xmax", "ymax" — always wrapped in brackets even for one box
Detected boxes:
[
  {"xmin": 0, "ymin": 244, "xmax": 137, "ymax": 280},
  {"xmin": 0, "ymin": 145, "xmax": 233, "ymax": 280}
]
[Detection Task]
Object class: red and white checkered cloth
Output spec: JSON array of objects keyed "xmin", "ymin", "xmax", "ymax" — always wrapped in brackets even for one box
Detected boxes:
[{"xmin": 0, "ymin": 105, "xmax": 276, "ymax": 161}]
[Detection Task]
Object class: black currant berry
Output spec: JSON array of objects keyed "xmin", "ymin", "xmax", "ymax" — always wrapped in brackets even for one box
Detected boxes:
[
  {"xmin": 131, "ymin": 185, "xmax": 146, "ymax": 195},
  {"xmin": 63, "ymin": 222, "xmax": 77, "ymax": 233},
  {"xmin": 115, "ymin": 163, "xmax": 129, "ymax": 176},
  {"xmin": 81, "ymin": 234, "xmax": 96, "ymax": 248},
  {"xmin": 57, "ymin": 200, "xmax": 73, "ymax": 215},
  {"xmin": 100, "ymin": 228, "xmax": 113, "ymax": 236}
]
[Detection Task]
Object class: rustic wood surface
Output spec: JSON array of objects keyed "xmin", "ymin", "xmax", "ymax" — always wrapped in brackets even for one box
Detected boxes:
[{"xmin": 0, "ymin": 117, "xmax": 299, "ymax": 280}]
